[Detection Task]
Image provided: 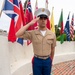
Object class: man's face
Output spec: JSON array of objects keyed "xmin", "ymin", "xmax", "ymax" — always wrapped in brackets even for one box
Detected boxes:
[{"xmin": 37, "ymin": 15, "xmax": 48, "ymax": 28}]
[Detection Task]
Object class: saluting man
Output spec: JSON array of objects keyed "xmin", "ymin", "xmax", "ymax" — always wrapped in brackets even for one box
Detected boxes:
[{"xmin": 16, "ymin": 8, "xmax": 56, "ymax": 75}]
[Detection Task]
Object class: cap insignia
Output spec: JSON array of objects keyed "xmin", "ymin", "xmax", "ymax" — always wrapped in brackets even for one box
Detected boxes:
[{"xmin": 42, "ymin": 8, "xmax": 45, "ymax": 12}]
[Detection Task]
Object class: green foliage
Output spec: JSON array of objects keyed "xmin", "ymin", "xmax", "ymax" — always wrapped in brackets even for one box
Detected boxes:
[
  {"xmin": 56, "ymin": 34, "xmax": 67, "ymax": 41},
  {"xmin": 56, "ymin": 34, "xmax": 75, "ymax": 41},
  {"xmin": 55, "ymin": 25, "xmax": 60, "ymax": 37},
  {"xmin": 55, "ymin": 25, "xmax": 75, "ymax": 41}
]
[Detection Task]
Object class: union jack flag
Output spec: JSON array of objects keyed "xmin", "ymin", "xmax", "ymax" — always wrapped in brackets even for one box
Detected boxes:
[
  {"xmin": 3, "ymin": 0, "xmax": 24, "ymax": 45},
  {"xmin": 3, "ymin": 0, "xmax": 19, "ymax": 19},
  {"xmin": 70, "ymin": 14, "xmax": 74, "ymax": 40}
]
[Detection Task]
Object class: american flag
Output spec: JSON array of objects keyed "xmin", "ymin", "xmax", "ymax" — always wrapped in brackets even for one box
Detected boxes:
[{"xmin": 70, "ymin": 14, "xmax": 74, "ymax": 40}]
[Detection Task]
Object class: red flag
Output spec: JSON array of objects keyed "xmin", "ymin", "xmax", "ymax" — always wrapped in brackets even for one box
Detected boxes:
[
  {"xmin": 10, "ymin": 0, "xmax": 22, "ymax": 43},
  {"xmin": 19, "ymin": 1, "xmax": 26, "ymax": 26},
  {"xmin": 8, "ymin": 19, "xmax": 16, "ymax": 42},
  {"xmin": 25, "ymin": 0, "xmax": 33, "ymax": 45},
  {"xmin": 25, "ymin": 0, "xmax": 33, "ymax": 30},
  {"xmin": 17, "ymin": 0, "xmax": 26, "ymax": 45},
  {"xmin": 46, "ymin": 19, "xmax": 51, "ymax": 29}
]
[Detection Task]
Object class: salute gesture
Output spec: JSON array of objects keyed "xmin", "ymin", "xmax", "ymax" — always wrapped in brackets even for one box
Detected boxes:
[{"xmin": 29, "ymin": 17, "xmax": 40, "ymax": 26}]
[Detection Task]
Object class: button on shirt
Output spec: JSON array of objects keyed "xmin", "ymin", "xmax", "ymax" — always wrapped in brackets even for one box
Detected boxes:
[{"xmin": 23, "ymin": 29, "xmax": 56, "ymax": 56}]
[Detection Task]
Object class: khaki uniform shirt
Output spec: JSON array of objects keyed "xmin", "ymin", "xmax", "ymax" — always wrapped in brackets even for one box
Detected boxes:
[{"xmin": 23, "ymin": 29, "xmax": 56, "ymax": 56}]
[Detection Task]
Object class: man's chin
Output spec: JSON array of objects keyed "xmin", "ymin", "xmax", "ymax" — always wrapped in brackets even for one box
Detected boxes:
[{"xmin": 41, "ymin": 26, "xmax": 45, "ymax": 28}]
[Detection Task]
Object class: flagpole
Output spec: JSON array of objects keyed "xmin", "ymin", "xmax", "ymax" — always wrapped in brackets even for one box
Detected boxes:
[
  {"xmin": 24, "ymin": 0, "xmax": 28, "ymax": 15},
  {"xmin": 0, "ymin": 0, "xmax": 5, "ymax": 17},
  {"xmin": 45, "ymin": 0, "xmax": 48, "ymax": 9}
]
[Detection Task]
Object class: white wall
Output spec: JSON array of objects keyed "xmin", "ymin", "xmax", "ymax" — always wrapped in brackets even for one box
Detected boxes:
[
  {"xmin": 0, "ymin": 35, "xmax": 75, "ymax": 75},
  {"xmin": 0, "ymin": 35, "xmax": 11, "ymax": 75},
  {"xmin": 53, "ymin": 41, "xmax": 75, "ymax": 64}
]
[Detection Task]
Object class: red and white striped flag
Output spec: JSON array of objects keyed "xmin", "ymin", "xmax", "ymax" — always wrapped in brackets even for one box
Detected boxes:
[{"xmin": 70, "ymin": 14, "xmax": 74, "ymax": 40}]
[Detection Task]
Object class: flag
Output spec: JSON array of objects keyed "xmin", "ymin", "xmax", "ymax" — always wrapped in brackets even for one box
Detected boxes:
[
  {"xmin": 3, "ymin": 0, "xmax": 24, "ymax": 45},
  {"xmin": 25, "ymin": 0, "xmax": 33, "ymax": 30},
  {"xmin": 25, "ymin": 0, "xmax": 33, "ymax": 45},
  {"xmin": 70, "ymin": 14, "xmax": 74, "ymax": 40},
  {"xmin": 50, "ymin": 7, "xmax": 55, "ymax": 33},
  {"xmin": 8, "ymin": 18, "xmax": 16, "ymax": 42},
  {"xmin": 64, "ymin": 13, "xmax": 70, "ymax": 41},
  {"xmin": 17, "ymin": 0, "xmax": 26, "ymax": 45},
  {"xmin": 45, "ymin": 0, "xmax": 51, "ymax": 29},
  {"xmin": 46, "ymin": 19, "xmax": 51, "ymax": 29},
  {"xmin": 19, "ymin": 1, "xmax": 26, "ymax": 26},
  {"xmin": 3, "ymin": 0, "xmax": 18, "ymax": 19},
  {"xmin": 3, "ymin": 0, "xmax": 21, "ymax": 42},
  {"xmin": 58, "ymin": 9, "xmax": 64, "ymax": 44}
]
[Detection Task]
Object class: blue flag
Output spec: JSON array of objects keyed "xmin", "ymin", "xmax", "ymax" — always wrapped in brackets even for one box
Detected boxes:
[
  {"xmin": 64, "ymin": 13, "xmax": 70, "ymax": 41},
  {"xmin": 17, "ymin": 38, "xmax": 23, "ymax": 45}
]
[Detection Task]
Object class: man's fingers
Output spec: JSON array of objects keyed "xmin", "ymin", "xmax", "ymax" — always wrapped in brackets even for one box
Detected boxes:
[
  {"xmin": 34, "ymin": 17, "xmax": 40, "ymax": 22},
  {"xmin": 36, "ymin": 17, "xmax": 40, "ymax": 20}
]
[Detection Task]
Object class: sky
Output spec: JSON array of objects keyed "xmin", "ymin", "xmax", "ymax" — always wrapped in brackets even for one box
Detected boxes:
[{"xmin": 0, "ymin": 0, "xmax": 75, "ymax": 32}]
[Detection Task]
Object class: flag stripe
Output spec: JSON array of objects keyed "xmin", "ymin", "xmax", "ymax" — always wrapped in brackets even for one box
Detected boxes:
[{"xmin": 70, "ymin": 14, "xmax": 74, "ymax": 40}]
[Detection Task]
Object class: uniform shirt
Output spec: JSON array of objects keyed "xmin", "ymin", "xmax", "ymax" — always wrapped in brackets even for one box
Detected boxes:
[{"xmin": 23, "ymin": 29, "xmax": 56, "ymax": 56}]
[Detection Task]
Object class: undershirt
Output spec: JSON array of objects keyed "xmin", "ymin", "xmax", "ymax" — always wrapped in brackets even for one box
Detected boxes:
[{"xmin": 40, "ymin": 30, "xmax": 46, "ymax": 36}]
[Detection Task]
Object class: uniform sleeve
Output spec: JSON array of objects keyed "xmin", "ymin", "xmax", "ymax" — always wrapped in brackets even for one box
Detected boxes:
[
  {"xmin": 52, "ymin": 33, "xmax": 56, "ymax": 48},
  {"xmin": 23, "ymin": 30, "xmax": 32, "ymax": 41}
]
